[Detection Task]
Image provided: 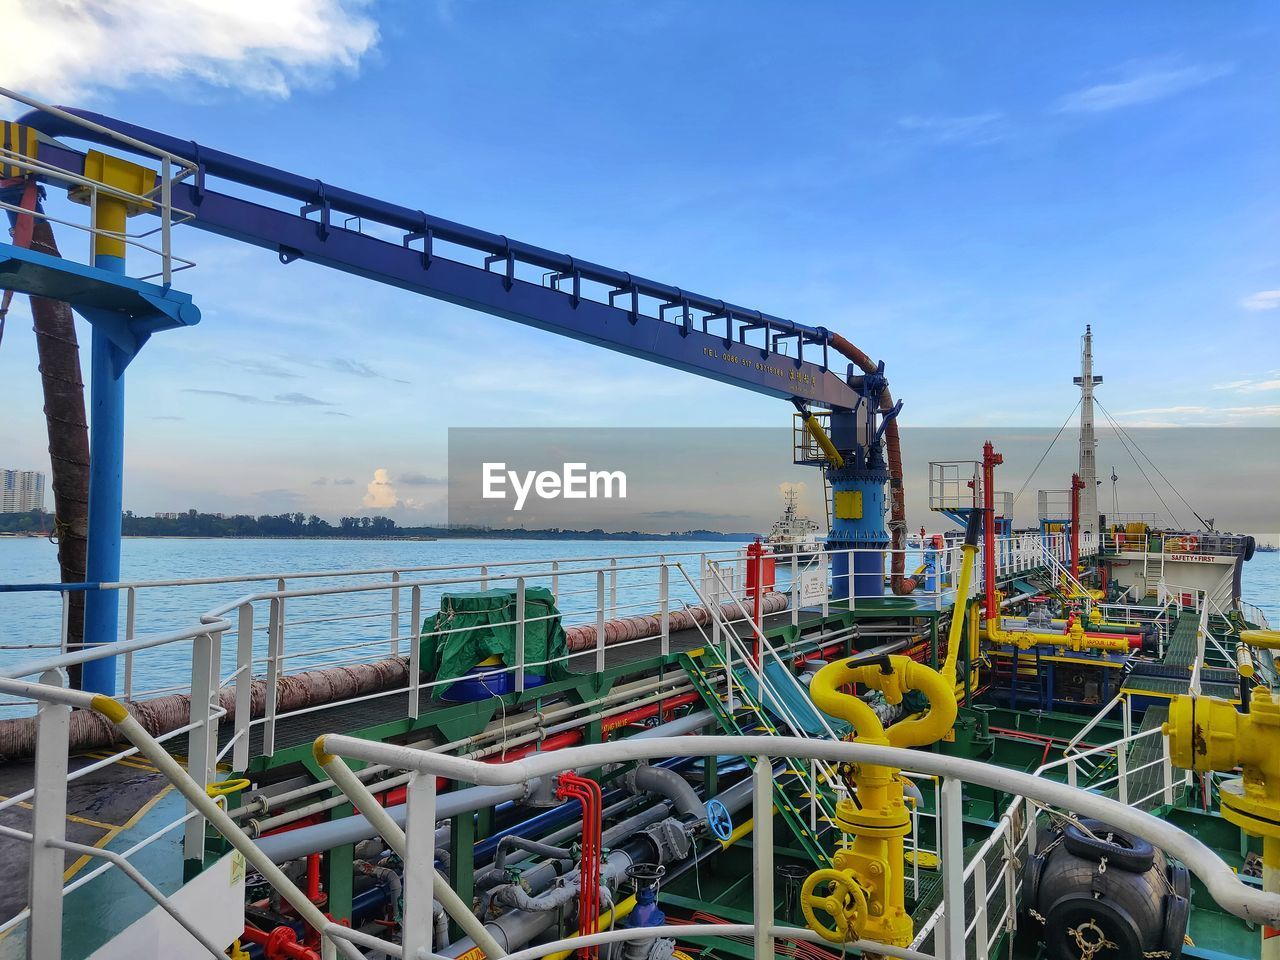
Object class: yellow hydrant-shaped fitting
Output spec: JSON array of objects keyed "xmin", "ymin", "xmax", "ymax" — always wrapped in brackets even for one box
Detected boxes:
[
  {"xmin": 800, "ymin": 654, "xmax": 957, "ymax": 947},
  {"xmin": 1164, "ymin": 629, "xmax": 1280, "ymax": 958}
]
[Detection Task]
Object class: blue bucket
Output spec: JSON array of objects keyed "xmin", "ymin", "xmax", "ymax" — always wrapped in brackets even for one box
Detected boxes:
[{"xmin": 440, "ymin": 665, "xmax": 547, "ymax": 702}]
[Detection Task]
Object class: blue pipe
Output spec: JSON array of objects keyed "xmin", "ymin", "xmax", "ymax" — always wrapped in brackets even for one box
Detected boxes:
[
  {"xmin": 81, "ymin": 253, "xmax": 127, "ymax": 695},
  {"xmin": 474, "ymin": 757, "xmax": 693, "ymax": 863},
  {"xmin": 18, "ymin": 108, "xmax": 828, "ymax": 346}
]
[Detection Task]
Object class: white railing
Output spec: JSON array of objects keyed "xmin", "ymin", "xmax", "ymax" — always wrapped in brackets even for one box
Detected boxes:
[
  {"xmin": 0, "ymin": 533, "xmax": 1254, "ymax": 960},
  {"xmin": 1, "ymin": 664, "xmax": 1231, "ymax": 960},
  {"xmin": 0, "ymin": 657, "xmax": 224, "ymax": 951},
  {"xmin": 0, "ymin": 85, "xmax": 197, "ymax": 285},
  {"xmin": 1243, "ymin": 600, "xmax": 1272, "ymax": 631},
  {"xmin": 314, "ymin": 733, "xmax": 1277, "ymax": 960},
  {"xmin": 913, "ymin": 705, "xmax": 1191, "ymax": 955},
  {"xmin": 2, "ymin": 532, "xmax": 1094, "ymax": 736},
  {"xmin": 1101, "ymin": 530, "xmax": 1251, "ymax": 559}
]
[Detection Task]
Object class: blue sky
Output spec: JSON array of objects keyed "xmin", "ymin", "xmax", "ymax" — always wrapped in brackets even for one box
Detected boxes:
[{"xmin": 1, "ymin": 1, "xmax": 1277, "ymax": 523}]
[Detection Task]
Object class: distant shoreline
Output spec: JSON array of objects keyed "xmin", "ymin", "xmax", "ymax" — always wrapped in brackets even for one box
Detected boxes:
[{"xmin": 0, "ymin": 510, "xmax": 758, "ymax": 542}]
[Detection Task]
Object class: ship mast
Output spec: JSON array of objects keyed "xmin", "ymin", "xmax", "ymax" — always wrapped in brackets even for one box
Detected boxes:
[{"xmin": 1073, "ymin": 325, "xmax": 1102, "ymax": 537}]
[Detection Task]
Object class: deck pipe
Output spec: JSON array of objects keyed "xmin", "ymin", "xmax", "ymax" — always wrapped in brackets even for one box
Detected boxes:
[
  {"xmin": 236, "ymin": 675, "xmax": 695, "ymax": 825},
  {"xmin": 443, "ymin": 775, "xmax": 757, "ymax": 959},
  {"xmin": 256, "ymin": 709, "xmax": 713, "ymax": 863},
  {"xmin": 470, "ymin": 758, "xmax": 695, "ymax": 866},
  {"xmin": 624, "ymin": 763, "xmax": 705, "ymax": 820}
]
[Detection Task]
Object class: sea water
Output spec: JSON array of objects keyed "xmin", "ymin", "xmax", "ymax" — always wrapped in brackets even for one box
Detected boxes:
[{"xmin": 0, "ymin": 538, "xmax": 1275, "ymax": 712}]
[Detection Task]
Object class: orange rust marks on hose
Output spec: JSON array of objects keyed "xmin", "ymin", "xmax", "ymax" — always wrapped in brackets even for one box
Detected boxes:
[{"xmin": 827, "ymin": 333, "xmax": 910, "ymax": 595}]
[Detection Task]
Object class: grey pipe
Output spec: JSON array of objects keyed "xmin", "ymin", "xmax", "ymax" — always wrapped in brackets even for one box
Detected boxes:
[
  {"xmin": 446, "ymin": 775, "xmax": 759, "ymax": 959},
  {"xmin": 477, "ymin": 796, "xmax": 675, "ymax": 894},
  {"xmin": 627, "ymin": 709, "xmax": 714, "ymax": 740},
  {"xmin": 257, "ymin": 779, "xmax": 533, "ymax": 863},
  {"xmin": 625, "ymin": 765, "xmax": 703, "ymax": 821},
  {"xmin": 256, "ymin": 710, "xmax": 714, "ymax": 864},
  {"xmin": 445, "ymin": 848, "xmax": 639, "ymax": 957},
  {"xmin": 494, "ymin": 835, "xmax": 572, "ymax": 872}
]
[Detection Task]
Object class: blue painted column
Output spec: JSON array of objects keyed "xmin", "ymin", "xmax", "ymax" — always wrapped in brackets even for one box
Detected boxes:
[
  {"xmin": 828, "ymin": 466, "xmax": 890, "ymax": 601},
  {"xmin": 81, "ymin": 251, "xmax": 126, "ymax": 694},
  {"xmin": 825, "ymin": 405, "xmax": 891, "ymax": 602}
]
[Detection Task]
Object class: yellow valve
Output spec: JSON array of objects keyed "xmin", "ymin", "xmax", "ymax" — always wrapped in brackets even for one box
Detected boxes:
[
  {"xmin": 1164, "ymin": 676, "xmax": 1280, "ymax": 959},
  {"xmin": 802, "ymin": 653, "xmax": 957, "ymax": 947},
  {"xmin": 801, "ymin": 868, "xmax": 868, "ymax": 943}
]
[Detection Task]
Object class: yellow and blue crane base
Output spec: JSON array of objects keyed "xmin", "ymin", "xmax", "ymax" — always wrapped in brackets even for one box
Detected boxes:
[{"xmin": 0, "ymin": 138, "xmax": 200, "ymax": 693}]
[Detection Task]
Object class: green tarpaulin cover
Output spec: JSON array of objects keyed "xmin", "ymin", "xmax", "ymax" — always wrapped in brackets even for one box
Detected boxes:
[{"xmin": 419, "ymin": 587, "xmax": 570, "ymax": 684}]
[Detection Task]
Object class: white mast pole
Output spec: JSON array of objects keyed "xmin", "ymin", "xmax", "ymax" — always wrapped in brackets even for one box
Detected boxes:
[{"xmin": 1074, "ymin": 325, "xmax": 1102, "ymax": 538}]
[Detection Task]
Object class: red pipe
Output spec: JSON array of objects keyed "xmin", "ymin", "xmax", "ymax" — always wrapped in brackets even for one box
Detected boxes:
[
  {"xmin": 489, "ymin": 730, "xmax": 584, "ymax": 762},
  {"xmin": 602, "ymin": 693, "xmax": 700, "ymax": 734},
  {"xmin": 240, "ymin": 925, "xmax": 320, "ymax": 960},
  {"xmin": 306, "ymin": 853, "xmax": 322, "ymax": 905},
  {"xmin": 1070, "ymin": 473, "xmax": 1084, "ymax": 579},
  {"xmin": 747, "ymin": 539, "xmax": 765, "ymax": 663},
  {"xmin": 982, "ymin": 442, "xmax": 1003, "ymax": 621},
  {"xmin": 556, "ymin": 773, "xmax": 603, "ymax": 959}
]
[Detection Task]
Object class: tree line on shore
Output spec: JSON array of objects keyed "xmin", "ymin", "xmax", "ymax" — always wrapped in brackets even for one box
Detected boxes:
[{"xmin": 0, "ymin": 509, "xmax": 753, "ymax": 541}]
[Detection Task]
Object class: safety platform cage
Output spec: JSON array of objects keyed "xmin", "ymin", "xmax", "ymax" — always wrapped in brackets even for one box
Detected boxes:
[
  {"xmin": 927, "ymin": 460, "xmax": 981, "ymax": 513},
  {"xmin": 792, "ymin": 410, "xmax": 833, "ymax": 465},
  {"xmin": 1037, "ymin": 488, "xmax": 1072, "ymax": 523},
  {"xmin": 992, "ymin": 490, "xmax": 1013, "ymax": 518},
  {"xmin": 0, "ymin": 86, "xmax": 197, "ymax": 285}
]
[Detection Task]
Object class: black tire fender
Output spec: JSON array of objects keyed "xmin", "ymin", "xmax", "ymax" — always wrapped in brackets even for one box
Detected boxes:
[
  {"xmin": 1024, "ymin": 852, "xmax": 1047, "ymax": 916},
  {"xmin": 1062, "ymin": 818, "xmax": 1155, "ymax": 873},
  {"xmin": 1161, "ymin": 892, "xmax": 1190, "ymax": 959}
]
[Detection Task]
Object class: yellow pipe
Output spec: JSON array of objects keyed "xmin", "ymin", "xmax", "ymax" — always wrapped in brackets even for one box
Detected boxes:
[
  {"xmin": 803, "ymin": 414, "xmax": 845, "ymax": 470},
  {"xmin": 544, "ymin": 895, "xmax": 638, "ymax": 960},
  {"xmin": 808, "ymin": 660, "xmax": 890, "ymax": 751},
  {"xmin": 942, "ymin": 541, "xmax": 979, "ymax": 689},
  {"xmin": 68, "ymin": 150, "xmax": 156, "ymax": 261},
  {"xmin": 983, "ymin": 617, "xmax": 1131, "ymax": 655},
  {"xmin": 803, "ymin": 653, "xmax": 957, "ymax": 946},
  {"xmin": 847, "ymin": 657, "xmax": 958, "ymax": 749},
  {"xmin": 1243, "ymin": 630, "xmax": 1280, "ymax": 650},
  {"xmin": 93, "ymin": 198, "xmax": 128, "ymax": 260},
  {"xmin": 720, "ymin": 815, "xmax": 757, "ymax": 849}
]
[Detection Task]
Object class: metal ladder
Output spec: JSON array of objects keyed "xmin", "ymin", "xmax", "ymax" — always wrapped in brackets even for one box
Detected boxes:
[
  {"xmin": 1142, "ymin": 540, "xmax": 1165, "ymax": 597},
  {"xmin": 681, "ymin": 645, "xmax": 836, "ymax": 867}
]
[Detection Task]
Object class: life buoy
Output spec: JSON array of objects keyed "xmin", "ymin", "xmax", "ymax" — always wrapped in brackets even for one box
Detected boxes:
[{"xmin": 1184, "ymin": 535, "xmax": 1198, "ymax": 554}]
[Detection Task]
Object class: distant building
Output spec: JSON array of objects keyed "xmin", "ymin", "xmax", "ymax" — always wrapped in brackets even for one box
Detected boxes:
[
  {"xmin": 1, "ymin": 470, "xmax": 45, "ymax": 513},
  {"xmin": 154, "ymin": 512, "xmax": 181, "ymax": 520}
]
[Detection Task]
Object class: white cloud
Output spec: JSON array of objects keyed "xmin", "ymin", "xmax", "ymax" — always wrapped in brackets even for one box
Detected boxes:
[
  {"xmin": 1213, "ymin": 374, "xmax": 1280, "ymax": 394},
  {"xmin": 896, "ymin": 112, "xmax": 1006, "ymax": 145},
  {"xmin": 1112, "ymin": 403, "xmax": 1280, "ymax": 426},
  {"xmin": 362, "ymin": 468, "xmax": 398, "ymax": 509},
  {"xmin": 1241, "ymin": 290, "xmax": 1280, "ymax": 312},
  {"xmin": 1055, "ymin": 60, "xmax": 1232, "ymax": 114},
  {"xmin": 7, "ymin": 0, "xmax": 379, "ymax": 100}
]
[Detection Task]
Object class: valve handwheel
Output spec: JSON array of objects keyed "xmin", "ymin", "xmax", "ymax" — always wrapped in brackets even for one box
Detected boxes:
[
  {"xmin": 800, "ymin": 868, "xmax": 867, "ymax": 944},
  {"xmin": 705, "ymin": 798, "xmax": 733, "ymax": 841}
]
